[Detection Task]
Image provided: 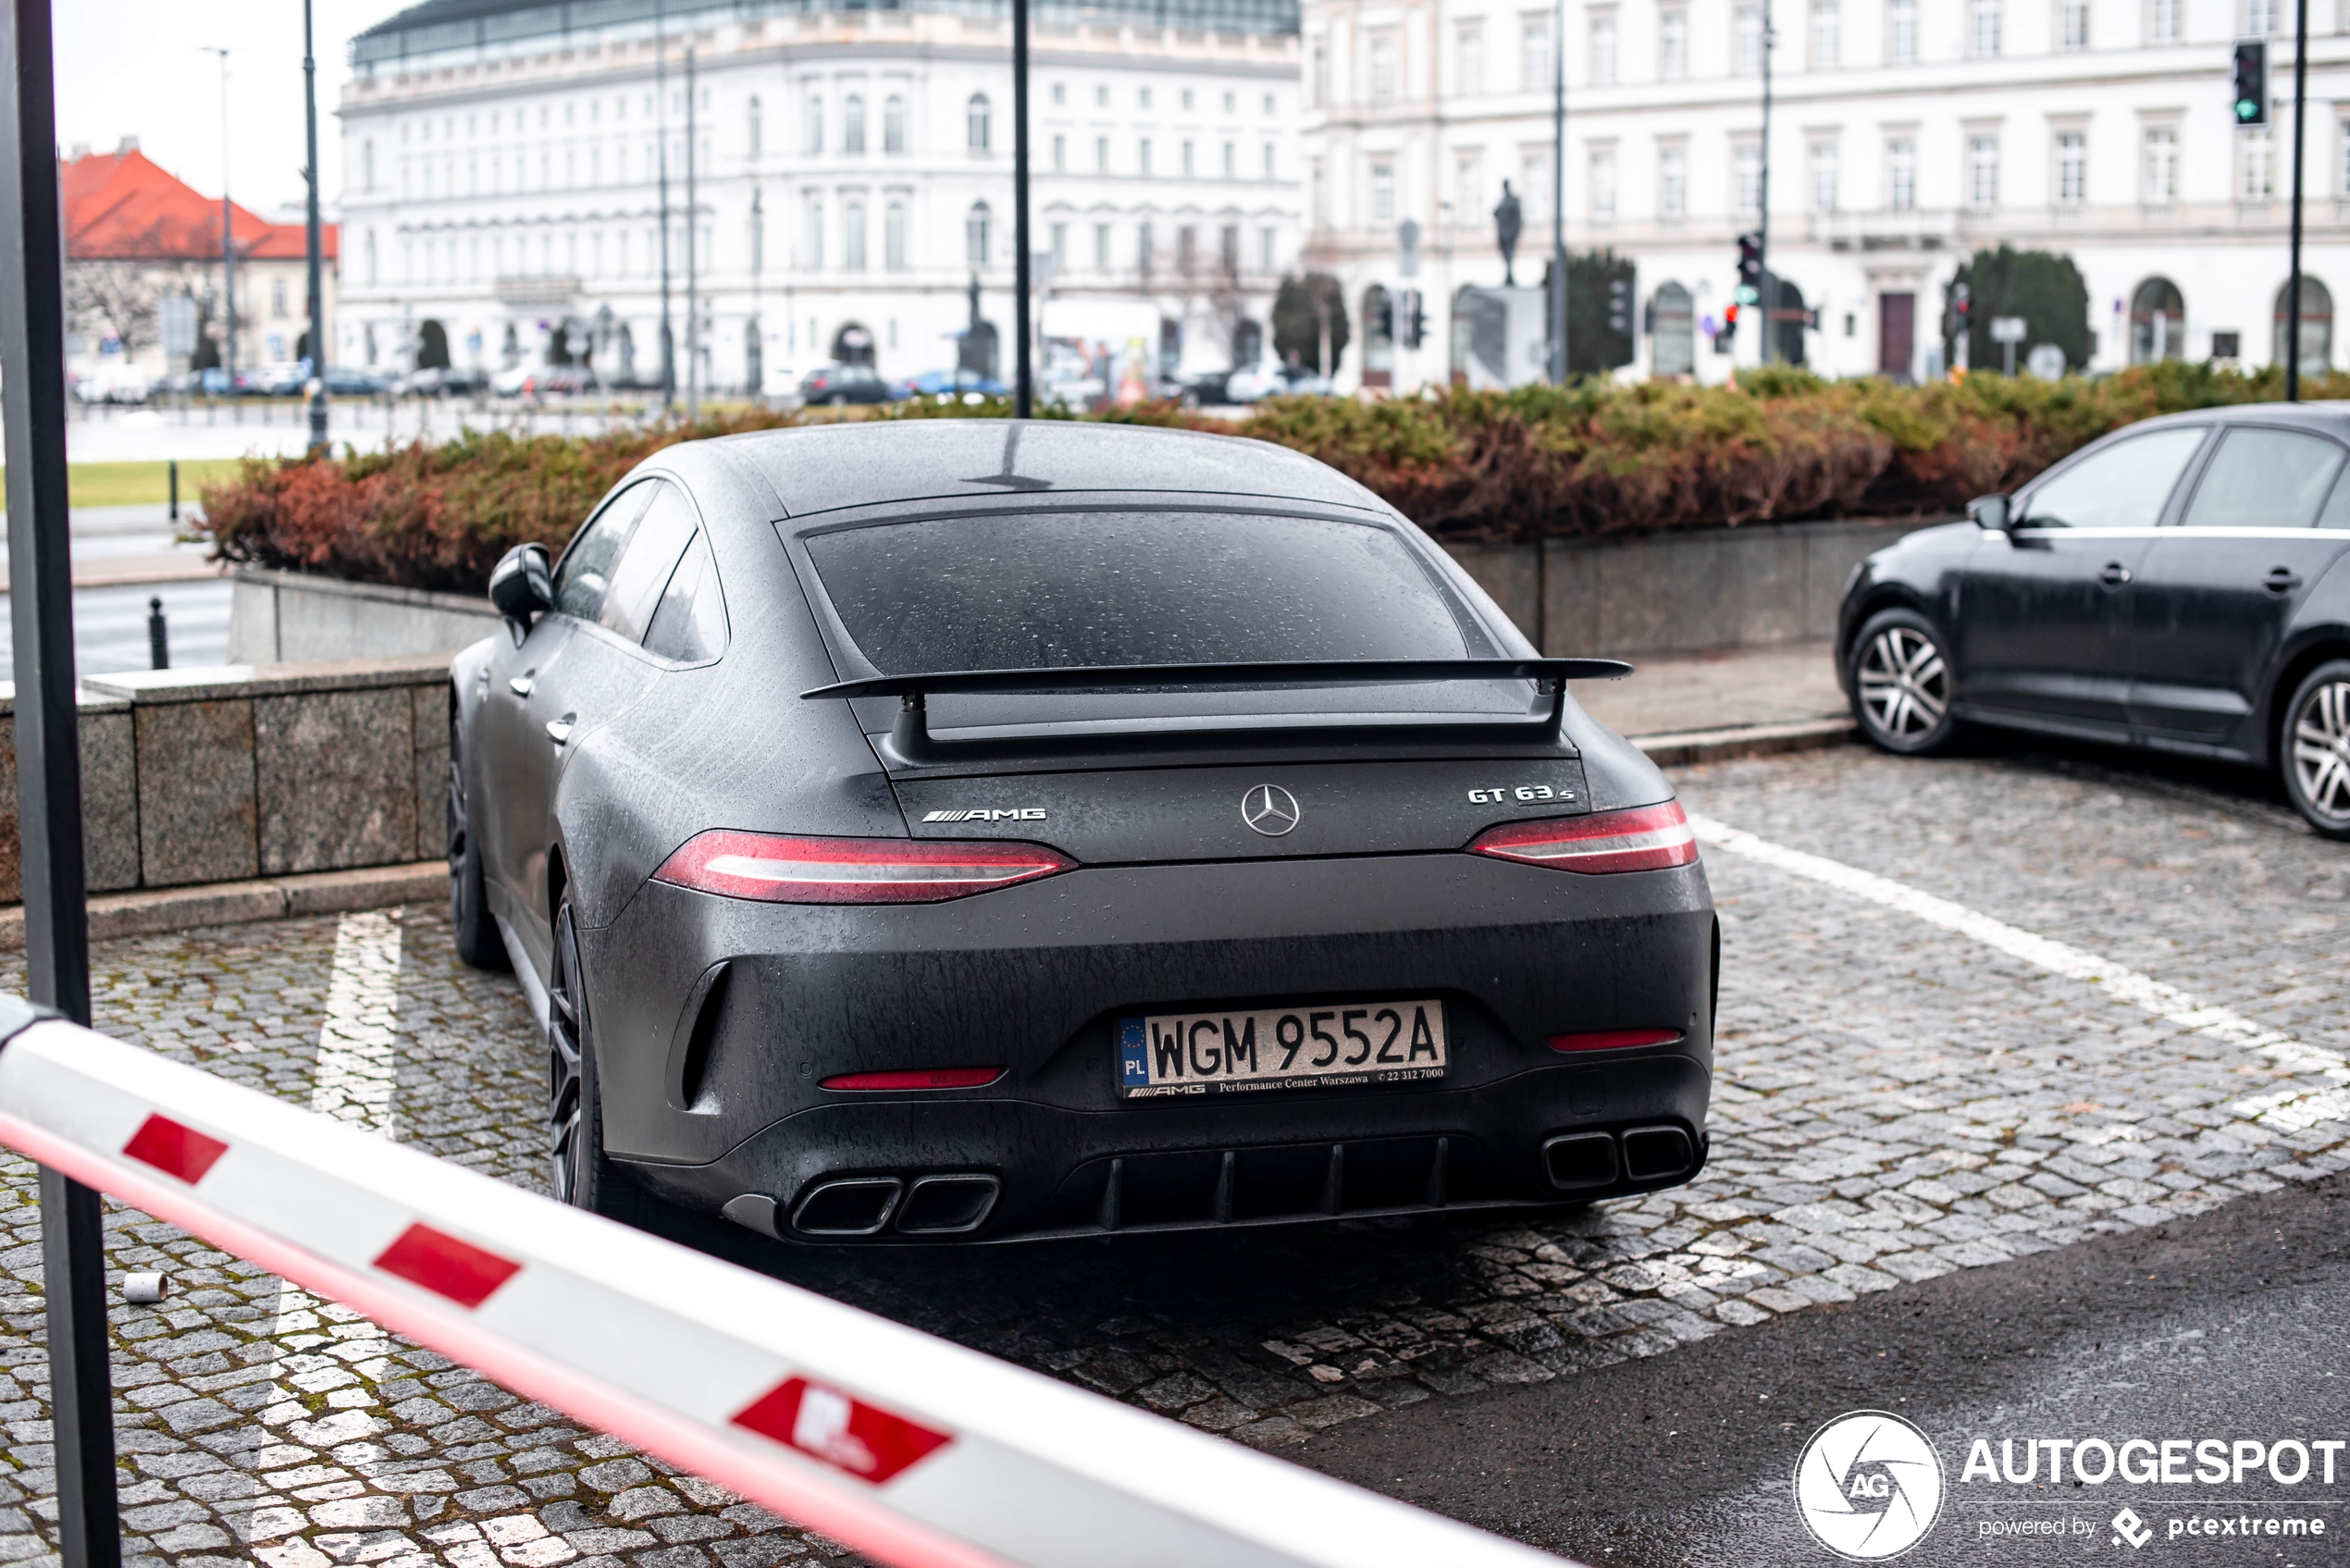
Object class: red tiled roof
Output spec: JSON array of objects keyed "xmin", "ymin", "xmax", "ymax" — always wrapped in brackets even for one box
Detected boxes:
[{"xmin": 63, "ymin": 148, "xmax": 336, "ymax": 265}]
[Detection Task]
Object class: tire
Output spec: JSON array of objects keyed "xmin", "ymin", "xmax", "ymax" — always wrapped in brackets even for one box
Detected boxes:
[
  {"xmin": 1848, "ymin": 607, "xmax": 1960, "ymax": 756},
  {"xmin": 546, "ymin": 896, "xmax": 656, "ymax": 1222},
  {"xmin": 446, "ymin": 707, "xmax": 509, "ymax": 971},
  {"xmin": 2281, "ymin": 659, "xmax": 2350, "ymax": 840}
]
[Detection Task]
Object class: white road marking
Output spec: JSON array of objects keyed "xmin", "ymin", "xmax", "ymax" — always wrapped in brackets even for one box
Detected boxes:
[{"xmin": 1688, "ymin": 815, "xmax": 2350, "ymax": 1130}]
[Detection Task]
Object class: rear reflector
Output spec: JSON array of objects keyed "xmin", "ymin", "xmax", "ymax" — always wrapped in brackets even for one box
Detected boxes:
[
  {"xmin": 654, "ymin": 830, "xmax": 1072, "ymax": 904},
  {"xmin": 1546, "ymin": 1028, "xmax": 1686, "ymax": 1053},
  {"xmin": 1468, "ymin": 801, "xmax": 1698, "ymax": 874},
  {"xmin": 821, "ymin": 1068, "xmax": 1006, "ymax": 1092}
]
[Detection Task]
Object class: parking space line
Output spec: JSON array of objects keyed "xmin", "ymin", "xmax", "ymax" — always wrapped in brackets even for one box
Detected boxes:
[{"xmin": 1688, "ymin": 815, "xmax": 2350, "ymax": 1131}]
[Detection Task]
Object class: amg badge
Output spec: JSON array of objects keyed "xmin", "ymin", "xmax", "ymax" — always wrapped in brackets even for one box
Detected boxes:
[{"xmin": 923, "ymin": 809, "xmax": 1046, "ymax": 822}]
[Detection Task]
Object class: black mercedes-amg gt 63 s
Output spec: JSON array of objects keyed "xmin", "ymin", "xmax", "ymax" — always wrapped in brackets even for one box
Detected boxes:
[{"xmin": 449, "ymin": 420, "xmax": 1716, "ymax": 1242}]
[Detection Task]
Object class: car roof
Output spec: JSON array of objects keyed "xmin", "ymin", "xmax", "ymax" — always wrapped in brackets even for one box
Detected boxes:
[
  {"xmin": 2131, "ymin": 400, "xmax": 2350, "ymax": 437},
  {"xmin": 704, "ymin": 418, "xmax": 1385, "ymax": 519}
]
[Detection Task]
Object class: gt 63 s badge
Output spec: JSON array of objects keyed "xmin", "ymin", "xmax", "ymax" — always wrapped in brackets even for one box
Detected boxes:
[{"xmin": 1794, "ymin": 1410, "xmax": 1945, "ymax": 1560}]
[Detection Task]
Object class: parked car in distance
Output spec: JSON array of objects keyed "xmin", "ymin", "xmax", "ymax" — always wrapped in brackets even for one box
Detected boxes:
[
  {"xmin": 1181, "ymin": 370, "xmax": 1234, "ymax": 408},
  {"xmin": 324, "ymin": 367, "xmax": 390, "ymax": 396},
  {"xmin": 71, "ymin": 364, "xmax": 151, "ymax": 404},
  {"xmin": 451, "ymin": 420, "xmax": 1712, "ymax": 1243},
  {"xmin": 897, "ymin": 368, "xmax": 1008, "ymax": 401},
  {"xmin": 1839, "ymin": 402, "xmax": 2350, "ymax": 838},
  {"xmin": 1225, "ymin": 362, "xmax": 1333, "ymax": 403},
  {"xmin": 799, "ymin": 363, "xmax": 897, "ymax": 405}
]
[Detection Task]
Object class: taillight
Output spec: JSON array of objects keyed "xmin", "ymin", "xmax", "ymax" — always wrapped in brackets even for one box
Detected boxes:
[
  {"xmin": 822, "ymin": 1068, "xmax": 1006, "ymax": 1091},
  {"xmin": 1468, "ymin": 801, "xmax": 1699, "ymax": 874},
  {"xmin": 652, "ymin": 830, "xmax": 1073, "ymax": 904}
]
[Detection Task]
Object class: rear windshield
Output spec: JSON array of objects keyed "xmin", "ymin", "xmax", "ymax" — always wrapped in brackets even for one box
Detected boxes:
[{"xmin": 804, "ymin": 511, "xmax": 1471, "ymax": 673}]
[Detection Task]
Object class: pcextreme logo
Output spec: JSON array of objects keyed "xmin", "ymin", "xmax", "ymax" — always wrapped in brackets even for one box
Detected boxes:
[{"xmin": 1794, "ymin": 1411, "xmax": 1946, "ymax": 1560}]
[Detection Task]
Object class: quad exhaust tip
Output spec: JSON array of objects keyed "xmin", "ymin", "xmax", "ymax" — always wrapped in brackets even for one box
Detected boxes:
[
  {"xmin": 1541, "ymin": 1124, "xmax": 1696, "ymax": 1191},
  {"xmin": 767, "ymin": 1173, "xmax": 1004, "ymax": 1238}
]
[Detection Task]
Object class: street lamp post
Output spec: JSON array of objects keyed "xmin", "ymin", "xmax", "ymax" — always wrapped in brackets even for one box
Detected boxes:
[
  {"xmin": 1756, "ymin": 1, "xmax": 1775, "ymax": 366},
  {"xmin": 303, "ymin": 0, "xmax": 328, "ymax": 453},
  {"xmin": 655, "ymin": 0, "xmax": 674, "ymax": 411},
  {"xmin": 204, "ymin": 45, "xmax": 236, "ymax": 390},
  {"xmin": 2288, "ymin": 0, "xmax": 2309, "ymax": 401},
  {"xmin": 1012, "ymin": 0, "xmax": 1034, "ymax": 415},
  {"xmin": 1548, "ymin": 0, "xmax": 1565, "ymax": 384},
  {"xmin": 686, "ymin": 43, "xmax": 699, "ymax": 421}
]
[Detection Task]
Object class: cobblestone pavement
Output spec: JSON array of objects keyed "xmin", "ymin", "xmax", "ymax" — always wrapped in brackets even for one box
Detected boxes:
[{"xmin": 0, "ymin": 735, "xmax": 2342, "ymax": 1566}]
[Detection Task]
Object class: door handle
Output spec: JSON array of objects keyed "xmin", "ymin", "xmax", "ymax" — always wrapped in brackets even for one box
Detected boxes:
[
  {"xmin": 2265, "ymin": 567, "xmax": 2305, "ymax": 592},
  {"xmin": 2097, "ymin": 562, "xmax": 2133, "ymax": 586},
  {"xmin": 545, "ymin": 715, "xmax": 575, "ymax": 746},
  {"xmin": 508, "ymin": 674, "xmax": 536, "ymax": 697}
]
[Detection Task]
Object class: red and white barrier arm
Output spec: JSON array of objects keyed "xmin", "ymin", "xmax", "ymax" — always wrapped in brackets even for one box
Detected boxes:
[{"xmin": 0, "ymin": 1008, "xmax": 1577, "ymax": 1568}]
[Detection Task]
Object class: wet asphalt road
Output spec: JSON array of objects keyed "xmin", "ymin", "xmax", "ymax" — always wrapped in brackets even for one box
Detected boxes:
[{"xmin": 1296, "ymin": 1167, "xmax": 2350, "ymax": 1566}]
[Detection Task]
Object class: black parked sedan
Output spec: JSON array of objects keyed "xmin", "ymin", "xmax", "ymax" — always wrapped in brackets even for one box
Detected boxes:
[
  {"xmin": 451, "ymin": 421, "xmax": 1715, "ymax": 1242},
  {"xmin": 1839, "ymin": 402, "xmax": 2350, "ymax": 837}
]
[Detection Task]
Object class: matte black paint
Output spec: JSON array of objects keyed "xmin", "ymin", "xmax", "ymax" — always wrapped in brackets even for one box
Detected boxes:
[{"xmin": 456, "ymin": 421, "xmax": 1711, "ymax": 1241}]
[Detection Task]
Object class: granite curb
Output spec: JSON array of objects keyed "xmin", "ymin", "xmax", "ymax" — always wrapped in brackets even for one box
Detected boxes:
[
  {"xmin": 1631, "ymin": 717, "xmax": 1858, "ymax": 767},
  {"xmin": 0, "ymin": 859, "xmax": 443, "ymax": 948}
]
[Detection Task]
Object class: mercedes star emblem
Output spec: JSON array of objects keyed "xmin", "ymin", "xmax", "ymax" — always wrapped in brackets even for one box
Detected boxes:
[{"xmin": 1241, "ymin": 784, "xmax": 1301, "ymax": 836}]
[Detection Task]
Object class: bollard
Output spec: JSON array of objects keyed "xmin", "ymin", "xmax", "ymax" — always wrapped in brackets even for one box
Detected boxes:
[
  {"xmin": 146, "ymin": 597, "xmax": 168, "ymax": 671},
  {"xmin": 167, "ymin": 459, "xmax": 178, "ymax": 523}
]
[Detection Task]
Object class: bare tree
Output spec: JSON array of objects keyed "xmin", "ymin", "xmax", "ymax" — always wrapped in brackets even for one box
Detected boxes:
[{"xmin": 67, "ymin": 260, "xmax": 165, "ymax": 360}]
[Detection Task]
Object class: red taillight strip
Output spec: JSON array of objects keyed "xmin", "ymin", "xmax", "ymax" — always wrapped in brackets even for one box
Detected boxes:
[
  {"xmin": 1546, "ymin": 1028, "xmax": 1686, "ymax": 1053},
  {"xmin": 655, "ymin": 830, "xmax": 1073, "ymax": 904},
  {"xmin": 1468, "ymin": 802, "xmax": 1699, "ymax": 874},
  {"xmin": 822, "ymin": 1068, "xmax": 1007, "ymax": 1092}
]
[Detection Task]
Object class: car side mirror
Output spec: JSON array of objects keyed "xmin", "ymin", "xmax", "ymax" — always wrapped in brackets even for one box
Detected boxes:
[
  {"xmin": 1968, "ymin": 493, "xmax": 2011, "ymax": 532},
  {"xmin": 489, "ymin": 542, "xmax": 553, "ymax": 644}
]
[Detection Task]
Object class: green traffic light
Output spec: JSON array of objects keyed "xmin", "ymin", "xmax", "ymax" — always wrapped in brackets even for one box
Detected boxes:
[{"xmin": 2237, "ymin": 100, "xmax": 2258, "ymax": 121}]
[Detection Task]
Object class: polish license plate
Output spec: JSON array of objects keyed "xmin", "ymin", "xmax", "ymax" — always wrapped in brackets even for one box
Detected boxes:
[{"xmin": 1117, "ymin": 1000, "xmax": 1449, "ymax": 1096}]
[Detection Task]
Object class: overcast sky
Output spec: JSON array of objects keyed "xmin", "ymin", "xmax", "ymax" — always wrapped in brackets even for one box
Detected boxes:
[{"xmin": 57, "ymin": 0, "xmax": 410, "ymax": 216}]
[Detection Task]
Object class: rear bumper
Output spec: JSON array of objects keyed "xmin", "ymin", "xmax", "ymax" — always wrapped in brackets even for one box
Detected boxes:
[{"xmin": 582, "ymin": 851, "xmax": 1715, "ymax": 1241}]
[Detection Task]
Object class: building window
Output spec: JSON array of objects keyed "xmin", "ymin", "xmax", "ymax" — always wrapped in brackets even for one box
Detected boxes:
[
  {"xmin": 1589, "ymin": 10, "xmax": 1617, "ymax": 85},
  {"xmin": 1264, "ymin": 142, "xmax": 1277, "ymax": 179},
  {"xmin": 1370, "ymin": 158, "xmax": 1395, "ymax": 222},
  {"xmin": 1735, "ymin": 142, "xmax": 1762, "ymax": 212},
  {"xmin": 1051, "ymin": 220, "xmax": 1069, "ymax": 269},
  {"xmin": 1968, "ymin": 133, "xmax": 2000, "ymax": 207},
  {"xmin": 967, "ymin": 201, "xmax": 991, "ymax": 266},
  {"xmin": 1260, "ymin": 226, "xmax": 1278, "ymax": 271},
  {"xmin": 1522, "ymin": 14, "xmax": 1552, "ymax": 91},
  {"xmin": 884, "ymin": 95, "xmax": 905, "ymax": 154},
  {"xmin": 1588, "ymin": 144, "xmax": 1617, "ymax": 219},
  {"xmin": 2144, "ymin": 124, "xmax": 2179, "ymax": 202},
  {"xmin": 1182, "ymin": 139, "xmax": 1195, "ymax": 176},
  {"xmin": 1735, "ymin": 5, "xmax": 1763, "ymax": 74},
  {"xmin": 2148, "ymin": 0, "xmax": 2181, "ymax": 42},
  {"xmin": 1455, "ymin": 149, "xmax": 1483, "ymax": 221},
  {"xmin": 1095, "ymin": 221, "xmax": 1112, "ymax": 270},
  {"xmin": 2056, "ymin": 130, "xmax": 2086, "ymax": 206},
  {"xmin": 1810, "ymin": 139, "xmax": 1838, "ymax": 212},
  {"xmin": 1097, "ymin": 136, "xmax": 1111, "ymax": 173},
  {"xmin": 1052, "ymin": 81, "xmax": 1068, "ymax": 105},
  {"xmin": 1811, "ymin": 0, "xmax": 1839, "ymax": 68},
  {"xmin": 884, "ymin": 201, "xmax": 906, "ymax": 269},
  {"xmin": 1369, "ymin": 31, "xmax": 1398, "ymax": 101},
  {"xmin": 1223, "ymin": 140, "xmax": 1236, "ymax": 177},
  {"xmin": 808, "ymin": 94, "xmax": 823, "ymax": 154},
  {"xmin": 1177, "ymin": 225, "xmax": 1198, "ymax": 272},
  {"xmin": 804, "ymin": 192, "xmax": 823, "ymax": 267},
  {"xmin": 2243, "ymin": 125, "xmax": 2278, "ymax": 200},
  {"xmin": 1658, "ymin": 7, "xmax": 1688, "ymax": 78},
  {"xmin": 1139, "ymin": 86, "xmax": 1153, "ymax": 110},
  {"xmin": 844, "ymin": 199, "xmax": 867, "ymax": 269},
  {"xmin": 1886, "ymin": 135, "xmax": 1917, "ymax": 211},
  {"xmin": 1311, "ymin": 40, "xmax": 1329, "ymax": 107},
  {"xmin": 1971, "ymin": 0, "xmax": 2000, "ymax": 55},
  {"xmin": 967, "ymin": 93, "xmax": 991, "ymax": 153},
  {"xmin": 364, "ymin": 230, "xmax": 377, "ymax": 285},
  {"xmin": 1887, "ymin": 0, "xmax": 1919, "ymax": 62},
  {"xmin": 1137, "ymin": 221, "xmax": 1154, "ymax": 276},
  {"xmin": 1458, "ymin": 21, "xmax": 1484, "ymax": 94},
  {"xmin": 844, "ymin": 95, "xmax": 866, "ymax": 154},
  {"xmin": 1219, "ymin": 223, "xmax": 1239, "ymax": 273},
  {"xmin": 362, "ymin": 141, "xmax": 375, "ymax": 191},
  {"xmin": 1659, "ymin": 143, "xmax": 1688, "ymax": 217},
  {"xmin": 748, "ymin": 96, "xmax": 762, "ymax": 158},
  {"xmin": 2245, "ymin": 0, "xmax": 2277, "ymax": 32},
  {"xmin": 1139, "ymin": 137, "xmax": 1153, "ymax": 176},
  {"xmin": 1096, "ymin": 83, "xmax": 1111, "ymax": 108},
  {"xmin": 1053, "ymin": 133, "xmax": 1067, "ymax": 172},
  {"xmin": 2059, "ymin": 0, "xmax": 2090, "ymax": 48}
]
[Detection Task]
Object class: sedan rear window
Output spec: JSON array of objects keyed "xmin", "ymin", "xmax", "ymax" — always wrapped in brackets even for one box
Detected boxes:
[{"xmin": 806, "ymin": 511, "xmax": 1469, "ymax": 673}]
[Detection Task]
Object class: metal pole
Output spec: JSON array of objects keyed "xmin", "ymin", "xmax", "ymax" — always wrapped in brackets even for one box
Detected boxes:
[
  {"xmin": 303, "ymin": 0, "xmax": 328, "ymax": 452},
  {"xmin": 206, "ymin": 46, "xmax": 236, "ymax": 389},
  {"xmin": 655, "ymin": 0, "xmax": 674, "ymax": 411},
  {"xmin": 2288, "ymin": 0, "xmax": 2308, "ymax": 401},
  {"xmin": 1756, "ymin": 0, "xmax": 1773, "ymax": 365},
  {"xmin": 0, "ymin": 6, "xmax": 118, "ymax": 1565},
  {"xmin": 1012, "ymin": 0, "xmax": 1033, "ymax": 416},
  {"xmin": 1548, "ymin": 0, "xmax": 1565, "ymax": 383},
  {"xmin": 686, "ymin": 43, "xmax": 699, "ymax": 421}
]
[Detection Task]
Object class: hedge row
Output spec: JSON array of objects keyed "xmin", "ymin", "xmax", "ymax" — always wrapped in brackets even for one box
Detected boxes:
[{"xmin": 201, "ymin": 362, "xmax": 2350, "ymax": 593}]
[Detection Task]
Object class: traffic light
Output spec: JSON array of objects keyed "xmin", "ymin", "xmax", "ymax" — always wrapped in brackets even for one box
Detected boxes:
[
  {"xmin": 1397, "ymin": 288, "xmax": 1428, "ymax": 349},
  {"xmin": 1718, "ymin": 302, "xmax": 1740, "ymax": 352},
  {"xmin": 1606, "ymin": 276, "xmax": 1634, "ymax": 338},
  {"xmin": 1949, "ymin": 281, "xmax": 1973, "ymax": 339},
  {"xmin": 2232, "ymin": 40, "xmax": 2268, "ymax": 125},
  {"xmin": 1371, "ymin": 292, "xmax": 1396, "ymax": 341},
  {"xmin": 1735, "ymin": 233, "xmax": 1762, "ymax": 305}
]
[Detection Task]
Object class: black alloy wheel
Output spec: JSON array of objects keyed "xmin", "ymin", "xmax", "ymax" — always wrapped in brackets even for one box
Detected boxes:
[
  {"xmin": 2282, "ymin": 659, "xmax": 2350, "ymax": 841},
  {"xmin": 1849, "ymin": 607, "xmax": 1960, "ymax": 756},
  {"xmin": 446, "ymin": 706, "xmax": 509, "ymax": 971},
  {"xmin": 546, "ymin": 896, "xmax": 649, "ymax": 1219}
]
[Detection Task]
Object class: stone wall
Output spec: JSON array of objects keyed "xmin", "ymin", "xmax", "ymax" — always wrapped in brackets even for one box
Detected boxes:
[
  {"xmin": 1442, "ymin": 518, "xmax": 1938, "ymax": 656},
  {"xmin": 0, "ymin": 657, "xmax": 451, "ymax": 903},
  {"xmin": 229, "ymin": 568, "xmax": 501, "ymax": 664}
]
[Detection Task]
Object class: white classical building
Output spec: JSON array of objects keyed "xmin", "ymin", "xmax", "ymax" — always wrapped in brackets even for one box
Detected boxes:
[
  {"xmin": 337, "ymin": 0, "xmax": 1302, "ymax": 393},
  {"xmin": 1304, "ymin": 0, "xmax": 2350, "ymax": 390}
]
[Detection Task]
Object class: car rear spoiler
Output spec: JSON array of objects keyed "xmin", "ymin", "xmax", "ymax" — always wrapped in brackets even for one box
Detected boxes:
[{"xmin": 801, "ymin": 658, "xmax": 1634, "ymax": 759}]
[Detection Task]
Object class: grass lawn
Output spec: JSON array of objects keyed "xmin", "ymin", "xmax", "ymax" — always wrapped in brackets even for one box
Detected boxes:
[{"xmin": 0, "ymin": 459, "xmax": 251, "ymax": 509}]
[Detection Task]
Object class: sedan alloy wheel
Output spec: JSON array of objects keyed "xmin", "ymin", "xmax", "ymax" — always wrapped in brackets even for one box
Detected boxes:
[
  {"xmin": 2285, "ymin": 662, "xmax": 2350, "ymax": 839},
  {"xmin": 1850, "ymin": 609, "xmax": 1958, "ymax": 754}
]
